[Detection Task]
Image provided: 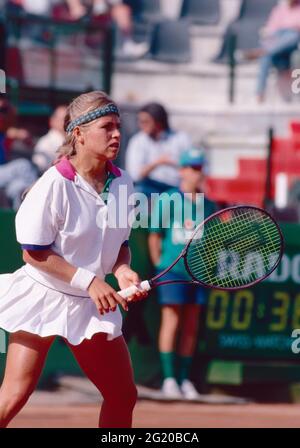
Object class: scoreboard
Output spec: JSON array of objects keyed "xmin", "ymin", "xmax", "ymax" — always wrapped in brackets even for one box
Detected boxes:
[{"xmin": 200, "ymin": 223, "xmax": 300, "ymax": 360}]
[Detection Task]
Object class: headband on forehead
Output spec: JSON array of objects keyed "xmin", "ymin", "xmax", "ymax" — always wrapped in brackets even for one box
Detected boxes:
[{"xmin": 66, "ymin": 103, "xmax": 120, "ymax": 134}]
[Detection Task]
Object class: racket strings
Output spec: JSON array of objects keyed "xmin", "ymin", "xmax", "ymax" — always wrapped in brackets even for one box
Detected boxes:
[
  {"xmin": 195, "ymin": 221, "xmax": 280, "ymax": 287},
  {"xmin": 185, "ymin": 207, "xmax": 282, "ymax": 289},
  {"xmin": 191, "ymin": 224, "xmax": 280, "ymax": 286}
]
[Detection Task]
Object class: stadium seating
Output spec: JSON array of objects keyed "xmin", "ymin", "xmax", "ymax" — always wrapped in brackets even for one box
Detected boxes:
[
  {"xmin": 206, "ymin": 133, "xmax": 300, "ymax": 207},
  {"xmin": 215, "ymin": 0, "xmax": 277, "ymax": 63},
  {"xmin": 238, "ymin": 159, "xmax": 266, "ymax": 178},
  {"xmin": 290, "ymin": 121, "xmax": 300, "ymax": 142},
  {"xmin": 206, "ymin": 177, "xmax": 266, "ymax": 206},
  {"xmin": 238, "ymin": 0, "xmax": 278, "ymax": 23},
  {"xmin": 124, "ymin": 0, "xmax": 163, "ymax": 49},
  {"xmin": 214, "ymin": 20, "xmax": 263, "ymax": 63},
  {"xmin": 126, "ymin": 0, "xmax": 162, "ymax": 24},
  {"xmin": 180, "ymin": 0, "xmax": 221, "ymax": 26},
  {"xmin": 149, "ymin": 19, "xmax": 191, "ymax": 63}
]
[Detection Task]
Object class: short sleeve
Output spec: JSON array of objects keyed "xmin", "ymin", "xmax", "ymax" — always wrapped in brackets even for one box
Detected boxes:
[{"xmin": 15, "ymin": 173, "xmax": 63, "ymax": 250}]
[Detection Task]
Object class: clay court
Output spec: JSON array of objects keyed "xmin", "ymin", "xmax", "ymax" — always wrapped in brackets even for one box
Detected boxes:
[
  {"xmin": 9, "ymin": 401, "xmax": 300, "ymax": 428},
  {"xmin": 7, "ymin": 381, "xmax": 300, "ymax": 428}
]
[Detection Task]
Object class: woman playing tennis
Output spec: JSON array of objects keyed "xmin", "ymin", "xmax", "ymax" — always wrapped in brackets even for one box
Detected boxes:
[{"xmin": 0, "ymin": 91, "xmax": 147, "ymax": 428}]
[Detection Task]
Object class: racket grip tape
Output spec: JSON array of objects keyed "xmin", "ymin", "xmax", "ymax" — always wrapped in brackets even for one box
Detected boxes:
[{"xmin": 117, "ymin": 280, "xmax": 151, "ymax": 299}]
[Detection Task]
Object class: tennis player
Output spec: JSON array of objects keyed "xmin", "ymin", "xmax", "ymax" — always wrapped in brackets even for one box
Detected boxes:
[
  {"xmin": 149, "ymin": 148, "xmax": 217, "ymax": 399},
  {"xmin": 0, "ymin": 91, "xmax": 147, "ymax": 428}
]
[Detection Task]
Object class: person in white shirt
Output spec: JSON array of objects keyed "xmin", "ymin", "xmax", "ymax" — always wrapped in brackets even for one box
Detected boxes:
[
  {"xmin": 0, "ymin": 90, "xmax": 147, "ymax": 428},
  {"xmin": 125, "ymin": 102, "xmax": 192, "ymax": 197},
  {"xmin": 33, "ymin": 105, "xmax": 67, "ymax": 173}
]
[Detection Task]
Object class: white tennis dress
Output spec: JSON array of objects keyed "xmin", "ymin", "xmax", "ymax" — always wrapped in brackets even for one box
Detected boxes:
[{"xmin": 0, "ymin": 157, "xmax": 134, "ymax": 345}]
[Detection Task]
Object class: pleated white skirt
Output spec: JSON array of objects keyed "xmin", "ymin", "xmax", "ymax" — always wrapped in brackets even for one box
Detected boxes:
[{"xmin": 0, "ymin": 267, "xmax": 123, "ymax": 345}]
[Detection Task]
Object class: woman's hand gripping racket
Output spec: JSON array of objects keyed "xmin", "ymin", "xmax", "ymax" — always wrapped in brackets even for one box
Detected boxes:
[{"xmin": 117, "ymin": 206, "xmax": 284, "ymax": 299}]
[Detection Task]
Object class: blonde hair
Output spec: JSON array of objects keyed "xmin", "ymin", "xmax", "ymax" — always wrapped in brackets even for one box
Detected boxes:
[{"xmin": 55, "ymin": 91, "xmax": 117, "ymax": 163}]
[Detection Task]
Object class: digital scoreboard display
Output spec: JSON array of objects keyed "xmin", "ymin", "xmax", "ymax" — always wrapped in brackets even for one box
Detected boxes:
[{"xmin": 200, "ymin": 223, "xmax": 300, "ymax": 360}]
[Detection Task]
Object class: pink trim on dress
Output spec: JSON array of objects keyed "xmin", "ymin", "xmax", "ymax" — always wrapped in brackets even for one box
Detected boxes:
[
  {"xmin": 55, "ymin": 157, "xmax": 76, "ymax": 181},
  {"xmin": 106, "ymin": 160, "xmax": 121, "ymax": 177},
  {"xmin": 55, "ymin": 157, "xmax": 121, "ymax": 180}
]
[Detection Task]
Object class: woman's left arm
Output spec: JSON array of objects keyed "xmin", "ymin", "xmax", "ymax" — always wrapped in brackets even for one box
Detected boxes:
[{"xmin": 112, "ymin": 246, "xmax": 148, "ymax": 302}]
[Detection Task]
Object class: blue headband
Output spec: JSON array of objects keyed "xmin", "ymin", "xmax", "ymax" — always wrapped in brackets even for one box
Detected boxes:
[{"xmin": 66, "ymin": 103, "xmax": 120, "ymax": 133}]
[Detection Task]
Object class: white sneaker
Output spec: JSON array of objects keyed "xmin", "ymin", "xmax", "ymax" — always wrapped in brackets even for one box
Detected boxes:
[
  {"xmin": 180, "ymin": 380, "xmax": 199, "ymax": 400},
  {"xmin": 161, "ymin": 378, "xmax": 183, "ymax": 399},
  {"xmin": 120, "ymin": 40, "xmax": 149, "ymax": 59}
]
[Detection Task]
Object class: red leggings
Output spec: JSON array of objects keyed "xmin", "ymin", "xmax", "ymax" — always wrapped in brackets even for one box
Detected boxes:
[{"xmin": 66, "ymin": 333, "xmax": 137, "ymax": 428}]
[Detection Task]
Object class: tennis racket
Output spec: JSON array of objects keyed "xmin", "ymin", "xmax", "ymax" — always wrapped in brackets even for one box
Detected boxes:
[{"xmin": 117, "ymin": 205, "xmax": 284, "ymax": 298}]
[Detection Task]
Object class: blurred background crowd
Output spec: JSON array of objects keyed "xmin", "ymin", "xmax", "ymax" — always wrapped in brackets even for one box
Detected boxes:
[{"xmin": 0, "ymin": 0, "xmax": 300, "ymax": 216}]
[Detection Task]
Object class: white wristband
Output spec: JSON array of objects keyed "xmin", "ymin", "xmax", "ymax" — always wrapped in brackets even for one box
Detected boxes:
[{"xmin": 70, "ymin": 268, "xmax": 96, "ymax": 291}]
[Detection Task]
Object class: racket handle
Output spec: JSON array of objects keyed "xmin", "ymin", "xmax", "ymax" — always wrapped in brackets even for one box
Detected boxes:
[{"xmin": 117, "ymin": 280, "xmax": 151, "ymax": 299}]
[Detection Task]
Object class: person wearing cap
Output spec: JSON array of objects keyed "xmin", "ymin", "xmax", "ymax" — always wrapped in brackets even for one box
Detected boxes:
[
  {"xmin": 0, "ymin": 91, "xmax": 148, "ymax": 428},
  {"xmin": 148, "ymin": 148, "xmax": 217, "ymax": 400}
]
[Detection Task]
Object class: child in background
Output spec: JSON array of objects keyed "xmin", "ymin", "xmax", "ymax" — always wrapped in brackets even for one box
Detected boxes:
[{"xmin": 149, "ymin": 148, "xmax": 217, "ymax": 399}]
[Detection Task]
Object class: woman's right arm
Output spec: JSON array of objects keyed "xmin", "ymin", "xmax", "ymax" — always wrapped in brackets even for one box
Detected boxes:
[{"xmin": 23, "ymin": 249, "xmax": 128, "ymax": 314}]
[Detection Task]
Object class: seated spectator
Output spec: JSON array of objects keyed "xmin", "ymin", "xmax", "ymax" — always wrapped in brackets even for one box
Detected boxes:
[
  {"xmin": 125, "ymin": 102, "xmax": 192, "ymax": 198},
  {"xmin": 32, "ymin": 105, "xmax": 67, "ymax": 173},
  {"xmin": 0, "ymin": 102, "xmax": 66, "ymax": 209},
  {"xmin": 8, "ymin": 0, "xmax": 54, "ymax": 16},
  {"xmin": 9, "ymin": 1, "xmax": 148, "ymax": 57},
  {"xmin": 245, "ymin": 0, "xmax": 300, "ymax": 102},
  {"xmin": 0, "ymin": 97, "xmax": 37, "ymax": 210},
  {"xmin": 0, "ymin": 97, "xmax": 17, "ymax": 165},
  {"xmin": 70, "ymin": 0, "xmax": 148, "ymax": 58},
  {"xmin": 8, "ymin": 0, "xmax": 85, "ymax": 17},
  {"xmin": 0, "ymin": 158, "xmax": 38, "ymax": 210},
  {"xmin": 91, "ymin": 0, "xmax": 149, "ymax": 58}
]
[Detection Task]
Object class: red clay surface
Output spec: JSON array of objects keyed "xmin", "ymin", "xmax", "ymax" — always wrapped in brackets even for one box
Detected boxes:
[{"xmin": 8, "ymin": 402, "xmax": 300, "ymax": 428}]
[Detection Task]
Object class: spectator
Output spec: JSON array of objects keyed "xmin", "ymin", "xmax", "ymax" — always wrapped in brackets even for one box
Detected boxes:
[
  {"xmin": 148, "ymin": 148, "xmax": 217, "ymax": 399},
  {"xmin": 9, "ymin": 1, "xmax": 148, "ymax": 57},
  {"xmin": 32, "ymin": 105, "xmax": 67, "ymax": 174},
  {"xmin": 0, "ymin": 98, "xmax": 66, "ymax": 210},
  {"xmin": 9, "ymin": 0, "xmax": 85, "ymax": 17},
  {"xmin": 125, "ymin": 102, "xmax": 192, "ymax": 197},
  {"xmin": 0, "ymin": 97, "xmax": 17, "ymax": 165},
  {"xmin": 56, "ymin": 0, "xmax": 149, "ymax": 58},
  {"xmin": 92, "ymin": 0, "xmax": 148, "ymax": 58},
  {"xmin": 0, "ymin": 97, "xmax": 38, "ymax": 210},
  {"xmin": 0, "ymin": 157, "xmax": 38, "ymax": 210},
  {"xmin": 8, "ymin": 0, "xmax": 54, "ymax": 16},
  {"xmin": 245, "ymin": 0, "xmax": 300, "ymax": 102}
]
